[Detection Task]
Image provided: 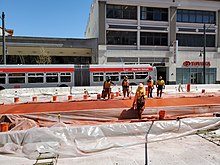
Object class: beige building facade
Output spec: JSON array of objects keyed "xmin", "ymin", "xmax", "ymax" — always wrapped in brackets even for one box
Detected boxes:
[{"xmin": 86, "ymin": 0, "xmax": 220, "ymax": 84}]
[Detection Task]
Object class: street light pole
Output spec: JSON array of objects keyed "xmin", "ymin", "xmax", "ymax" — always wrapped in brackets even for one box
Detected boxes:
[
  {"xmin": 203, "ymin": 23, "xmax": 206, "ymax": 84},
  {"xmin": 2, "ymin": 12, "xmax": 6, "ymax": 65}
]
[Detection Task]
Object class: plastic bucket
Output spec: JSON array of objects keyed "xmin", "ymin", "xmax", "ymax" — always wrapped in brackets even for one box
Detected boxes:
[
  {"xmin": 187, "ymin": 84, "xmax": 190, "ymax": 92},
  {"xmin": 52, "ymin": 95, "xmax": 57, "ymax": 101},
  {"xmin": 0, "ymin": 122, "xmax": 9, "ymax": 132},
  {"xmin": 83, "ymin": 94, "xmax": 88, "ymax": 100},
  {"xmin": 97, "ymin": 94, "xmax": 101, "ymax": 99},
  {"xmin": 110, "ymin": 93, "xmax": 114, "ymax": 99},
  {"xmin": 32, "ymin": 96, "xmax": 37, "ymax": 102},
  {"xmin": 14, "ymin": 97, "xmax": 19, "ymax": 103},
  {"xmin": 68, "ymin": 95, "xmax": 73, "ymax": 101},
  {"xmin": 159, "ymin": 110, "xmax": 166, "ymax": 120}
]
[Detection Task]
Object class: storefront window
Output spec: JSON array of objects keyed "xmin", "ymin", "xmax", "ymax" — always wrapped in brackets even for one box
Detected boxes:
[{"xmin": 177, "ymin": 68, "xmax": 216, "ymax": 84}]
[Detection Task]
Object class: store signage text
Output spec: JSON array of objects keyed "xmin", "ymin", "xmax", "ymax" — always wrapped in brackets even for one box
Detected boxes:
[{"xmin": 183, "ymin": 61, "xmax": 211, "ymax": 67}]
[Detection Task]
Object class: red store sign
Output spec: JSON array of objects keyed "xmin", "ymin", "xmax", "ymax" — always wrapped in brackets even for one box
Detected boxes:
[{"xmin": 183, "ymin": 61, "xmax": 211, "ymax": 67}]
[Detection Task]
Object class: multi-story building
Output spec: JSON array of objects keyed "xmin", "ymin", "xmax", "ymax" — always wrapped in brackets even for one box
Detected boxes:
[{"xmin": 85, "ymin": 0, "xmax": 220, "ymax": 84}]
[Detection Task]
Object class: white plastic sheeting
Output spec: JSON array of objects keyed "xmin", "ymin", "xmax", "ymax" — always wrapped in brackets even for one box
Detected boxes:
[{"xmin": 0, "ymin": 117, "xmax": 219, "ymax": 160}]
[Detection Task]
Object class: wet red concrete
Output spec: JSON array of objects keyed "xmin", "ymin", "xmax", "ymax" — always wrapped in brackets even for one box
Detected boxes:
[{"xmin": 0, "ymin": 96, "xmax": 219, "ymax": 115}]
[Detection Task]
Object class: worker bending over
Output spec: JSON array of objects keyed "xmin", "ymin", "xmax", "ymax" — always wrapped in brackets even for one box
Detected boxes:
[{"xmin": 133, "ymin": 83, "xmax": 147, "ymax": 119}]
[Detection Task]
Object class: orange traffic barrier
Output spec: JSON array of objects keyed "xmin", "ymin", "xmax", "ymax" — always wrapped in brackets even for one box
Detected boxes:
[
  {"xmin": 187, "ymin": 84, "xmax": 190, "ymax": 92},
  {"xmin": 97, "ymin": 93, "xmax": 101, "ymax": 99},
  {"xmin": 68, "ymin": 95, "xmax": 73, "ymax": 101},
  {"xmin": 83, "ymin": 94, "xmax": 88, "ymax": 100},
  {"xmin": 52, "ymin": 95, "xmax": 57, "ymax": 102},
  {"xmin": 0, "ymin": 122, "xmax": 9, "ymax": 132},
  {"xmin": 202, "ymin": 89, "xmax": 205, "ymax": 93},
  {"xmin": 32, "ymin": 96, "xmax": 37, "ymax": 102},
  {"xmin": 110, "ymin": 93, "xmax": 114, "ymax": 99},
  {"xmin": 159, "ymin": 110, "xmax": 166, "ymax": 120},
  {"xmin": 14, "ymin": 97, "xmax": 19, "ymax": 103}
]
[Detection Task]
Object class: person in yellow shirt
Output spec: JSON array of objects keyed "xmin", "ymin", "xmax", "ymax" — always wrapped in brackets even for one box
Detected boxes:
[
  {"xmin": 156, "ymin": 76, "xmax": 165, "ymax": 97},
  {"xmin": 133, "ymin": 83, "xmax": 147, "ymax": 119}
]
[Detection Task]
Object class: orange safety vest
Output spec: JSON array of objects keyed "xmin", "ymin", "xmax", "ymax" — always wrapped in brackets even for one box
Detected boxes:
[
  {"xmin": 147, "ymin": 79, "xmax": 154, "ymax": 87},
  {"xmin": 122, "ymin": 80, "xmax": 129, "ymax": 87},
  {"xmin": 104, "ymin": 81, "xmax": 111, "ymax": 88}
]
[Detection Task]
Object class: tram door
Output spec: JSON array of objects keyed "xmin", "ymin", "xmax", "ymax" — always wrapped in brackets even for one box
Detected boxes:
[{"xmin": 74, "ymin": 65, "xmax": 90, "ymax": 86}]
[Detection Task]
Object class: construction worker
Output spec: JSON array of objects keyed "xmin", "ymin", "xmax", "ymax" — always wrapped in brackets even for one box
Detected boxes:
[
  {"xmin": 102, "ymin": 77, "xmax": 115, "ymax": 99},
  {"xmin": 147, "ymin": 76, "xmax": 154, "ymax": 98},
  {"xmin": 122, "ymin": 76, "xmax": 130, "ymax": 99},
  {"xmin": 178, "ymin": 83, "xmax": 184, "ymax": 92},
  {"xmin": 133, "ymin": 83, "xmax": 147, "ymax": 119},
  {"xmin": 156, "ymin": 76, "xmax": 165, "ymax": 97}
]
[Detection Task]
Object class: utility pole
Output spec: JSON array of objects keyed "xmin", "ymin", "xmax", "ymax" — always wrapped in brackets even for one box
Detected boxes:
[
  {"xmin": 203, "ymin": 23, "xmax": 206, "ymax": 84},
  {"xmin": 2, "ymin": 12, "xmax": 6, "ymax": 65}
]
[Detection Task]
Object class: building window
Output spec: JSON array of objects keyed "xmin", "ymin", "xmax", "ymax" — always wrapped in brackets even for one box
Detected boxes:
[
  {"xmin": 177, "ymin": 9, "xmax": 216, "ymax": 24},
  {"xmin": 106, "ymin": 4, "xmax": 137, "ymax": 20},
  {"xmin": 140, "ymin": 7, "xmax": 168, "ymax": 21},
  {"xmin": 107, "ymin": 31, "xmax": 137, "ymax": 45},
  {"xmin": 177, "ymin": 68, "xmax": 216, "ymax": 84},
  {"xmin": 177, "ymin": 34, "xmax": 215, "ymax": 47},
  {"xmin": 140, "ymin": 32, "xmax": 168, "ymax": 46}
]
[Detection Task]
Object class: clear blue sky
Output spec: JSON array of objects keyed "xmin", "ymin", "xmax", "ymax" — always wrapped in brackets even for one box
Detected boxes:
[{"xmin": 0, "ymin": 0, "xmax": 93, "ymax": 38}]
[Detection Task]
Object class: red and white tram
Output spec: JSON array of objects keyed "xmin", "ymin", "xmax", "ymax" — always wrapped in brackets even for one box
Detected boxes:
[{"xmin": 0, "ymin": 64, "xmax": 157, "ymax": 90}]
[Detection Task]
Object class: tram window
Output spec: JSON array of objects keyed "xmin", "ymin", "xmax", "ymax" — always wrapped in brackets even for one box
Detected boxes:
[
  {"xmin": 28, "ymin": 73, "xmax": 44, "ymax": 83},
  {"xmin": 60, "ymin": 73, "xmax": 71, "ymax": 76},
  {"xmin": 28, "ymin": 77, "xmax": 44, "ymax": 83},
  {"xmin": 28, "ymin": 73, "xmax": 44, "ymax": 76},
  {"xmin": 60, "ymin": 73, "xmax": 71, "ymax": 82},
  {"xmin": 93, "ymin": 73, "xmax": 104, "ymax": 82},
  {"xmin": 8, "ymin": 73, "xmax": 25, "ymax": 84},
  {"xmin": 46, "ymin": 73, "xmax": 58, "ymax": 83},
  {"xmin": 135, "ymin": 72, "xmax": 148, "ymax": 79},
  {"xmin": 8, "ymin": 73, "xmax": 25, "ymax": 77},
  {"xmin": 0, "ymin": 78, "xmax": 5, "ymax": 84},
  {"xmin": 9, "ymin": 78, "xmax": 25, "ymax": 84},
  {"xmin": 106, "ymin": 72, "xmax": 119, "ymax": 81},
  {"xmin": 121, "ymin": 72, "xmax": 134, "ymax": 79},
  {"xmin": 46, "ymin": 73, "xmax": 58, "ymax": 76},
  {"xmin": 61, "ymin": 76, "xmax": 71, "ymax": 82},
  {"xmin": 0, "ymin": 73, "xmax": 6, "ymax": 84}
]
